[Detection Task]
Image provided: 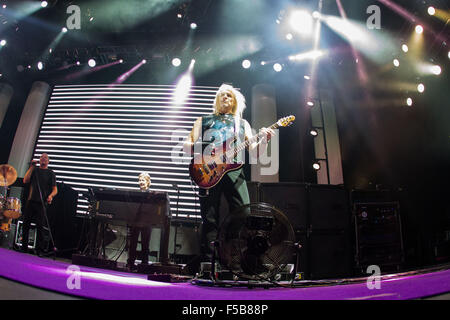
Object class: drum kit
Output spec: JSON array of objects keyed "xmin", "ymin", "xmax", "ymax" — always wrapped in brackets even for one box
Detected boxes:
[{"xmin": 0, "ymin": 164, "xmax": 21, "ymax": 233}]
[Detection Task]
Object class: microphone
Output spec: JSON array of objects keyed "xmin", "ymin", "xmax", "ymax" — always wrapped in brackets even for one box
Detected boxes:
[
  {"xmin": 172, "ymin": 183, "xmax": 179, "ymax": 190},
  {"xmin": 88, "ymin": 187, "xmax": 95, "ymax": 198}
]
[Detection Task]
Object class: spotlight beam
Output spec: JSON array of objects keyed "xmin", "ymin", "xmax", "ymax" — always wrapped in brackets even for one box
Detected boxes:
[
  {"xmin": 114, "ymin": 60, "xmax": 147, "ymax": 84},
  {"xmin": 376, "ymin": 0, "xmax": 448, "ymax": 44},
  {"xmin": 63, "ymin": 60, "xmax": 122, "ymax": 81}
]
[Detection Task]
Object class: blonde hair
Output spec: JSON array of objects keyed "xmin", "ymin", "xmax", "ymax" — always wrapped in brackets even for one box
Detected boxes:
[
  {"xmin": 213, "ymin": 84, "xmax": 246, "ymax": 117},
  {"xmin": 138, "ymin": 172, "xmax": 151, "ymax": 184}
]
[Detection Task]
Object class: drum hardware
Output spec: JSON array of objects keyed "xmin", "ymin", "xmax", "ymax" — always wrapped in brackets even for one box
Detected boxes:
[
  {"xmin": 0, "ymin": 164, "xmax": 20, "ymax": 237},
  {"xmin": 0, "ymin": 164, "xmax": 18, "ymax": 187}
]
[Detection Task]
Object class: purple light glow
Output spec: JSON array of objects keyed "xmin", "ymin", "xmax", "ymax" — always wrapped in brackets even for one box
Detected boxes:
[
  {"xmin": 113, "ymin": 60, "xmax": 146, "ymax": 84},
  {"xmin": 63, "ymin": 60, "xmax": 122, "ymax": 81},
  {"xmin": 376, "ymin": 0, "xmax": 447, "ymax": 44}
]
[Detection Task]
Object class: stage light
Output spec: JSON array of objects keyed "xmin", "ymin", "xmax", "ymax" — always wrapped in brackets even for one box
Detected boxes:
[
  {"xmin": 312, "ymin": 11, "xmax": 321, "ymax": 19},
  {"xmin": 37, "ymin": 61, "xmax": 44, "ymax": 70},
  {"xmin": 88, "ymin": 59, "xmax": 96, "ymax": 68},
  {"xmin": 417, "ymin": 83, "xmax": 425, "ymax": 93},
  {"xmin": 2, "ymin": 5, "xmax": 6, "ymax": 9},
  {"xmin": 89, "ymin": 17, "xmax": 94, "ymax": 22},
  {"xmin": 286, "ymin": 33, "xmax": 293, "ymax": 40},
  {"xmin": 142, "ymin": 59, "xmax": 147, "ymax": 64},
  {"xmin": 273, "ymin": 63, "xmax": 282, "ymax": 72},
  {"xmin": 62, "ymin": 27, "xmax": 68, "ymax": 33},
  {"xmin": 260, "ymin": 61, "xmax": 266, "ymax": 66},
  {"xmin": 76, "ymin": 61, "xmax": 80, "ymax": 65},
  {"xmin": 304, "ymin": 75, "xmax": 311, "ymax": 80},
  {"xmin": 0, "ymin": 39, "xmax": 6, "ymax": 46},
  {"xmin": 310, "ymin": 129, "xmax": 318, "ymax": 137},
  {"xmin": 402, "ymin": 44, "xmax": 409, "ymax": 52},
  {"xmin": 415, "ymin": 25, "xmax": 423, "ymax": 34},
  {"xmin": 190, "ymin": 22, "xmax": 197, "ymax": 30},
  {"xmin": 119, "ymin": 59, "xmax": 123, "ymax": 63},
  {"xmin": 393, "ymin": 59, "xmax": 400, "ymax": 67},
  {"xmin": 406, "ymin": 98, "xmax": 413, "ymax": 106},
  {"xmin": 312, "ymin": 162, "xmax": 321, "ymax": 170},
  {"xmin": 428, "ymin": 7, "xmax": 435, "ymax": 16},
  {"xmin": 307, "ymin": 101, "xmax": 315, "ymax": 107},
  {"xmin": 172, "ymin": 58, "xmax": 181, "ymax": 67},
  {"xmin": 289, "ymin": 10, "xmax": 313, "ymax": 36},
  {"xmin": 41, "ymin": 1, "xmax": 48, "ymax": 8},
  {"xmin": 177, "ymin": 13, "xmax": 182, "ymax": 19},
  {"xmin": 242, "ymin": 59, "xmax": 251, "ymax": 69},
  {"xmin": 431, "ymin": 65, "xmax": 441, "ymax": 75}
]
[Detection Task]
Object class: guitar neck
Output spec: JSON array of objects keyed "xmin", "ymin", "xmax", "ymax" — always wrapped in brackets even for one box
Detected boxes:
[{"xmin": 225, "ymin": 121, "xmax": 280, "ymax": 158}]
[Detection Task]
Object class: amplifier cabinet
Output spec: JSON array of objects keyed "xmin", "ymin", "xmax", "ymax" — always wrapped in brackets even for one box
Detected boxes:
[{"xmin": 354, "ymin": 201, "xmax": 404, "ymax": 272}]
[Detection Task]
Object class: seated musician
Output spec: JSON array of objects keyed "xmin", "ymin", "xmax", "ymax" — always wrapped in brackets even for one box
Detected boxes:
[{"xmin": 127, "ymin": 172, "xmax": 152, "ymax": 270}]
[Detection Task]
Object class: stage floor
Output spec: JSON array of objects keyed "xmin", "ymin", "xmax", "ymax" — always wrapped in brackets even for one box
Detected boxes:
[{"xmin": 1, "ymin": 248, "xmax": 449, "ymax": 300}]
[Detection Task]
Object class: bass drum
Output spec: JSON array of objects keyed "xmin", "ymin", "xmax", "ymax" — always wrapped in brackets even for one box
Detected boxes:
[{"xmin": 4, "ymin": 197, "xmax": 21, "ymax": 219}]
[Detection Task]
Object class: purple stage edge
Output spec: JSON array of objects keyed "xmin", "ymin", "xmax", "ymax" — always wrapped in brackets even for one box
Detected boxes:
[{"xmin": 1, "ymin": 248, "xmax": 450, "ymax": 300}]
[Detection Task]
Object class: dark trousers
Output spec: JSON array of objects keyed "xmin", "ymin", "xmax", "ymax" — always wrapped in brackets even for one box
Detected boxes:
[
  {"xmin": 128, "ymin": 226, "xmax": 151, "ymax": 265},
  {"xmin": 21, "ymin": 200, "xmax": 47, "ymax": 253},
  {"xmin": 199, "ymin": 170, "xmax": 250, "ymax": 260}
]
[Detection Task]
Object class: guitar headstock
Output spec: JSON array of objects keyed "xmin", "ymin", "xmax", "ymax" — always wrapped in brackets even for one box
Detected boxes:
[{"xmin": 277, "ymin": 115, "xmax": 295, "ymax": 127}]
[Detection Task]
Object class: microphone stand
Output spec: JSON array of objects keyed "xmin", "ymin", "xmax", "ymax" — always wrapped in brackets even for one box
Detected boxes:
[
  {"xmin": 172, "ymin": 183, "xmax": 180, "ymax": 263},
  {"xmin": 34, "ymin": 166, "xmax": 57, "ymax": 259}
]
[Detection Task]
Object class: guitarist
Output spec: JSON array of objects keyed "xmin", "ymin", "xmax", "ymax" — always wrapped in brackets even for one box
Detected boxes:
[{"xmin": 183, "ymin": 84, "xmax": 274, "ymax": 264}]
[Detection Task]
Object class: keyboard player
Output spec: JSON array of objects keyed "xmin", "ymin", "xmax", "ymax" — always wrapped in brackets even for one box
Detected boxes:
[{"xmin": 127, "ymin": 172, "xmax": 152, "ymax": 271}]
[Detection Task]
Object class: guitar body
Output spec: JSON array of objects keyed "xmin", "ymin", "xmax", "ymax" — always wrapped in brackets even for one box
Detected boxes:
[
  {"xmin": 189, "ymin": 115, "xmax": 295, "ymax": 189},
  {"xmin": 189, "ymin": 153, "xmax": 243, "ymax": 189}
]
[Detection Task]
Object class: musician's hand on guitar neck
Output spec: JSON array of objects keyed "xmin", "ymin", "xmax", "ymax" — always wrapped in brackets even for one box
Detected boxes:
[{"xmin": 259, "ymin": 127, "xmax": 275, "ymax": 143}]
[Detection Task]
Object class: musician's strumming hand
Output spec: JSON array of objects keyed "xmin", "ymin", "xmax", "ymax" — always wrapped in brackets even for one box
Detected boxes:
[{"xmin": 47, "ymin": 195, "xmax": 53, "ymax": 204}]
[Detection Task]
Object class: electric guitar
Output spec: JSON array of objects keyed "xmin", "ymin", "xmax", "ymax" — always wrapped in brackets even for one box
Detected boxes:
[{"xmin": 189, "ymin": 115, "xmax": 295, "ymax": 189}]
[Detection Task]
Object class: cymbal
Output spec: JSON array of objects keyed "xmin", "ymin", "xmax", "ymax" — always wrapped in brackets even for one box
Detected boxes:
[{"xmin": 0, "ymin": 164, "xmax": 17, "ymax": 187}]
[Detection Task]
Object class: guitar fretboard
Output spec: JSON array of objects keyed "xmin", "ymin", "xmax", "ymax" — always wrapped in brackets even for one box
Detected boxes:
[{"xmin": 224, "ymin": 122, "xmax": 280, "ymax": 160}]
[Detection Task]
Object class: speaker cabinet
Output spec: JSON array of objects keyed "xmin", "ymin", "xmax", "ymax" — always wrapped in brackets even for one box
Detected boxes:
[
  {"xmin": 307, "ymin": 231, "xmax": 353, "ymax": 280},
  {"xmin": 308, "ymin": 185, "xmax": 350, "ymax": 230},
  {"xmin": 258, "ymin": 182, "xmax": 353, "ymax": 279},
  {"xmin": 259, "ymin": 182, "xmax": 308, "ymax": 231}
]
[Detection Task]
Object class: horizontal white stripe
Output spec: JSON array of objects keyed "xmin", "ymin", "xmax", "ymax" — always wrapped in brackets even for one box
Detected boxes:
[
  {"xmin": 44, "ymin": 112, "xmax": 201, "ymax": 120},
  {"xmin": 51, "ymin": 94, "xmax": 215, "ymax": 101},
  {"xmin": 40, "ymin": 126, "xmax": 190, "ymax": 134},
  {"xmin": 38, "ymin": 135, "xmax": 186, "ymax": 144},
  {"xmin": 50, "ymin": 165, "xmax": 188, "ymax": 177},
  {"xmin": 35, "ymin": 148, "xmax": 190, "ymax": 160},
  {"xmin": 36, "ymin": 153, "xmax": 188, "ymax": 166},
  {"xmin": 42, "ymin": 121, "xmax": 193, "ymax": 129},
  {"xmin": 53, "ymin": 169, "xmax": 189, "ymax": 179},
  {"xmin": 42, "ymin": 117, "xmax": 196, "ymax": 124},
  {"xmin": 37, "ymin": 139, "xmax": 183, "ymax": 149},
  {"xmin": 46, "ymin": 107, "xmax": 210, "ymax": 115},
  {"xmin": 53, "ymin": 84, "xmax": 219, "ymax": 90},
  {"xmin": 49, "ymin": 100, "xmax": 215, "ymax": 108},
  {"xmin": 36, "ymin": 144, "xmax": 183, "ymax": 154},
  {"xmin": 39, "ymin": 131, "xmax": 189, "ymax": 139},
  {"xmin": 43, "ymin": 158, "xmax": 190, "ymax": 172}
]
